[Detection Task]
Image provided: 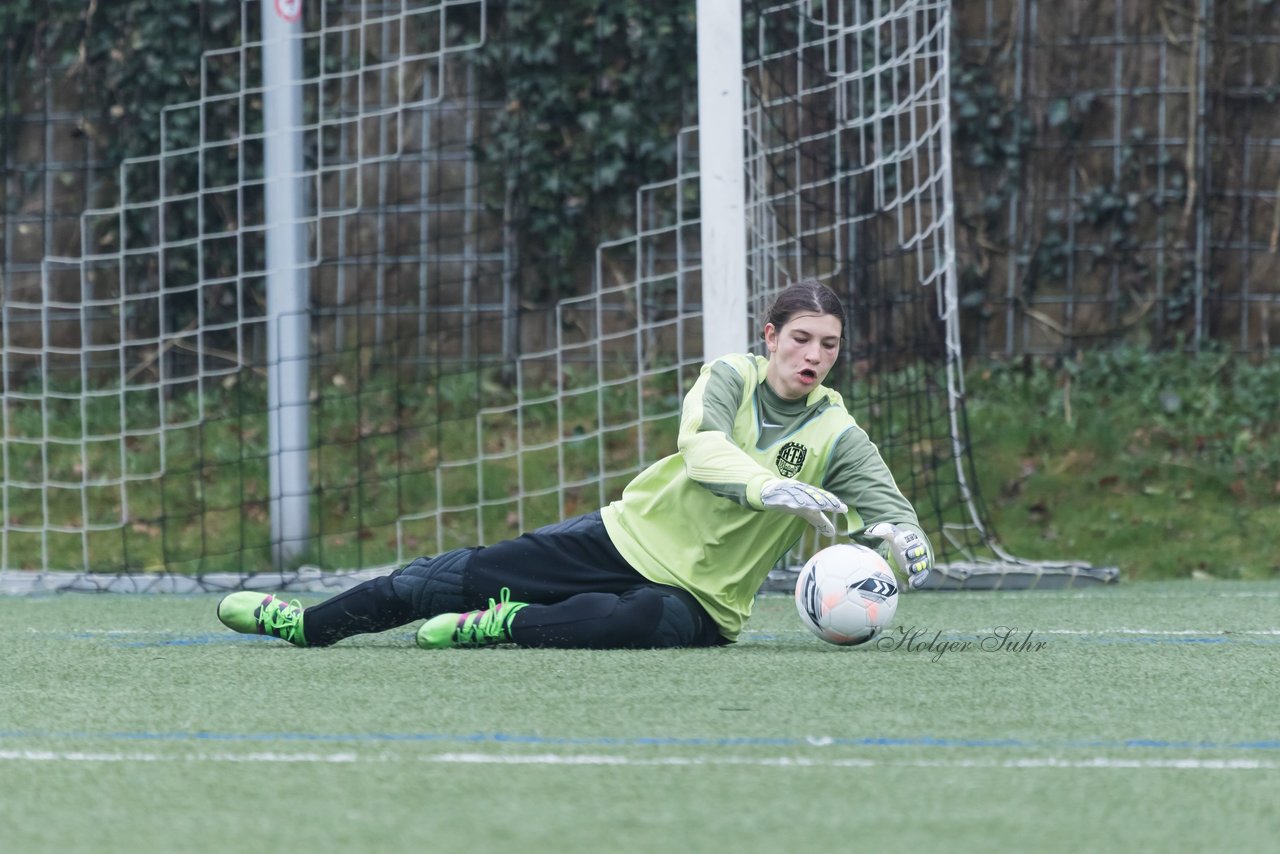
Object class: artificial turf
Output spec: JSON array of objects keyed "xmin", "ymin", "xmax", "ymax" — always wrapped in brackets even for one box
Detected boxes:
[{"xmin": 2, "ymin": 581, "xmax": 1277, "ymax": 853}]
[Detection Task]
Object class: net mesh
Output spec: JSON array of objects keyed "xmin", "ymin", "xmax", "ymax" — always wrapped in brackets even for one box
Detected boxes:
[
  {"xmin": 2, "ymin": 0, "xmax": 490, "ymax": 580},
  {"xmin": 740, "ymin": 0, "xmax": 1107, "ymax": 586},
  {"xmin": 0, "ymin": 0, "xmax": 1111, "ymax": 591}
]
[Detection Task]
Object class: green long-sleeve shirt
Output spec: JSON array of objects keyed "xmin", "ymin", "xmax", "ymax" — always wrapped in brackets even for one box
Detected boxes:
[{"xmin": 601, "ymin": 353, "xmax": 931, "ymax": 641}]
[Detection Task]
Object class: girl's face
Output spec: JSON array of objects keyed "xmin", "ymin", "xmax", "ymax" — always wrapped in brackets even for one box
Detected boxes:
[{"xmin": 763, "ymin": 311, "xmax": 843, "ymax": 400}]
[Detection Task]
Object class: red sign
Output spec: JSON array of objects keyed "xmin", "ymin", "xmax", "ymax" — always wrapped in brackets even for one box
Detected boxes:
[{"xmin": 275, "ymin": 0, "xmax": 302, "ymax": 23}]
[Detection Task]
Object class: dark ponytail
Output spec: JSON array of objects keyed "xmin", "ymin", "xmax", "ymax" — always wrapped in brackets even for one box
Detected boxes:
[{"xmin": 763, "ymin": 278, "xmax": 846, "ymax": 336}]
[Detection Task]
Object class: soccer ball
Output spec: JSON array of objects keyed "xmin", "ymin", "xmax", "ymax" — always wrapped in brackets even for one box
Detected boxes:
[{"xmin": 794, "ymin": 544, "xmax": 899, "ymax": 646}]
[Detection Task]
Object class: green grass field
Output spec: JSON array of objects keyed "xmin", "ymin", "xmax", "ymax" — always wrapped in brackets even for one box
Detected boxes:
[{"xmin": 3, "ymin": 581, "xmax": 1277, "ymax": 853}]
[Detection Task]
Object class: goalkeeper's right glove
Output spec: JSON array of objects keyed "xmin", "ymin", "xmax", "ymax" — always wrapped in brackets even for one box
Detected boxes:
[
  {"xmin": 760, "ymin": 478, "xmax": 847, "ymax": 538},
  {"xmin": 865, "ymin": 522, "xmax": 931, "ymax": 589}
]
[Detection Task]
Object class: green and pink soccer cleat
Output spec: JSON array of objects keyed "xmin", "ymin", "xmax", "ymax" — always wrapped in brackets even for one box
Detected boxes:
[
  {"xmin": 217, "ymin": 592, "xmax": 308, "ymax": 646},
  {"xmin": 416, "ymin": 587, "xmax": 528, "ymax": 649}
]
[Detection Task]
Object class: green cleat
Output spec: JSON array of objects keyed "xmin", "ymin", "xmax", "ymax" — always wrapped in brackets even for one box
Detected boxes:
[
  {"xmin": 217, "ymin": 592, "xmax": 308, "ymax": 647},
  {"xmin": 416, "ymin": 586, "xmax": 528, "ymax": 649}
]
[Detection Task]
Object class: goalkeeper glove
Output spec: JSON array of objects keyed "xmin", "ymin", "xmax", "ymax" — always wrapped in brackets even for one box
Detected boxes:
[
  {"xmin": 865, "ymin": 522, "xmax": 931, "ymax": 589},
  {"xmin": 760, "ymin": 478, "xmax": 847, "ymax": 538}
]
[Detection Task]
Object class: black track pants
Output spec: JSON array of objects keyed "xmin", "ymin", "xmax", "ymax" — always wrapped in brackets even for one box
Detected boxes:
[{"xmin": 302, "ymin": 512, "xmax": 724, "ymax": 649}]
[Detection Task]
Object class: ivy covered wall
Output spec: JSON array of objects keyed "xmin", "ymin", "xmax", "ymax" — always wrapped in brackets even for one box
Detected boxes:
[{"xmin": 3, "ymin": 0, "xmax": 1279, "ymax": 356}]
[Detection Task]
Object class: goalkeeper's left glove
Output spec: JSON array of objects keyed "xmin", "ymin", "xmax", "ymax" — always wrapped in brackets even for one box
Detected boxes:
[
  {"xmin": 760, "ymin": 478, "xmax": 847, "ymax": 538},
  {"xmin": 865, "ymin": 522, "xmax": 931, "ymax": 589}
]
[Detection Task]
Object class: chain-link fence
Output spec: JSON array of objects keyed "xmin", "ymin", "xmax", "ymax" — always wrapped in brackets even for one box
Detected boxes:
[
  {"xmin": 952, "ymin": 0, "xmax": 1280, "ymax": 355},
  {"xmin": 3, "ymin": 0, "xmax": 1278, "ymax": 368}
]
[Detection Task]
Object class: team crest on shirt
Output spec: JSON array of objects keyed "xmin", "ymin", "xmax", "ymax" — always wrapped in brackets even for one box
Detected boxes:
[{"xmin": 775, "ymin": 441, "xmax": 808, "ymax": 477}]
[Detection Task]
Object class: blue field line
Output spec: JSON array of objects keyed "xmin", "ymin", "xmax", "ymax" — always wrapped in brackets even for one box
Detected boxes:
[
  {"xmin": 1, "ymin": 728, "xmax": 1277, "ymax": 753},
  {"xmin": 1077, "ymin": 636, "xmax": 1232, "ymax": 645},
  {"xmin": 55, "ymin": 630, "xmax": 1280, "ymax": 648},
  {"xmin": 66, "ymin": 632, "xmax": 418, "ymax": 648},
  {"xmin": 120, "ymin": 634, "xmax": 261, "ymax": 647}
]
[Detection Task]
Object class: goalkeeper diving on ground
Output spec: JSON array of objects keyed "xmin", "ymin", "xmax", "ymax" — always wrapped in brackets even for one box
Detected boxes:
[{"xmin": 217, "ymin": 279, "xmax": 933, "ymax": 649}]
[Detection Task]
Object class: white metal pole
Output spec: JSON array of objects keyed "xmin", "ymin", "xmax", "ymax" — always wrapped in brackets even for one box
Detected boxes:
[
  {"xmin": 696, "ymin": 0, "xmax": 748, "ymax": 360},
  {"xmin": 262, "ymin": 0, "xmax": 310, "ymax": 566}
]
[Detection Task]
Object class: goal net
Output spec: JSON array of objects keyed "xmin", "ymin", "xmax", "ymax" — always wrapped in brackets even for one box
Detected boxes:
[
  {"xmin": 0, "ymin": 0, "xmax": 1112, "ymax": 593},
  {"xmin": 738, "ymin": 0, "xmax": 1111, "ymax": 588}
]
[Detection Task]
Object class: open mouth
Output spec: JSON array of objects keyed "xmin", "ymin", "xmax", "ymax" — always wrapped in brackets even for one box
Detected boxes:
[{"xmin": 799, "ymin": 368, "xmax": 817, "ymax": 382}]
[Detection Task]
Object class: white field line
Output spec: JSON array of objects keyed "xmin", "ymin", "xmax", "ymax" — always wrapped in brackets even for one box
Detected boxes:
[
  {"xmin": 18, "ymin": 627, "xmax": 1280, "ymax": 642},
  {"xmin": 973, "ymin": 591, "xmax": 1280, "ymax": 600},
  {"xmin": 745, "ymin": 628, "xmax": 1280, "ymax": 637},
  {"xmin": 0, "ymin": 749, "xmax": 362, "ymax": 763},
  {"xmin": 776, "ymin": 628, "xmax": 1280, "ymax": 636},
  {"xmin": 1, "ymin": 749, "xmax": 1276, "ymax": 771},
  {"xmin": 429, "ymin": 753, "xmax": 1279, "ymax": 771},
  {"xmin": 1009, "ymin": 629, "xmax": 1280, "ymax": 636}
]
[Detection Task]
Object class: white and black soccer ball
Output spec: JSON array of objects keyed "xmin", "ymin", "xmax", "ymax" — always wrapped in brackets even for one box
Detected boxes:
[{"xmin": 794, "ymin": 543, "xmax": 900, "ymax": 646}]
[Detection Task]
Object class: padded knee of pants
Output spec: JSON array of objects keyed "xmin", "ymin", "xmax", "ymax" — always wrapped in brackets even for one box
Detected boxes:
[
  {"xmin": 585, "ymin": 587, "xmax": 697, "ymax": 648},
  {"xmin": 579, "ymin": 587, "xmax": 697, "ymax": 648},
  {"xmin": 650, "ymin": 592, "xmax": 699, "ymax": 648},
  {"xmin": 512, "ymin": 587, "xmax": 679, "ymax": 650},
  {"xmin": 393, "ymin": 548, "xmax": 473, "ymax": 617}
]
